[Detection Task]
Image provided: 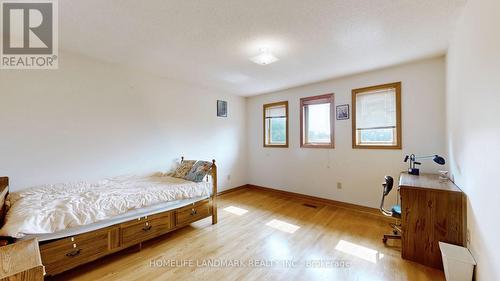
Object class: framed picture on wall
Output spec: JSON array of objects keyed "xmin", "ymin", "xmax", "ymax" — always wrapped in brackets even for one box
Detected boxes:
[
  {"xmin": 217, "ymin": 100, "xmax": 228, "ymax": 117},
  {"xmin": 336, "ymin": 104, "xmax": 349, "ymax": 120}
]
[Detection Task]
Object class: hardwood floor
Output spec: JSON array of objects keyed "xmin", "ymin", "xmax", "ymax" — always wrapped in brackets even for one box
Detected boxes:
[{"xmin": 48, "ymin": 189, "xmax": 444, "ymax": 281}]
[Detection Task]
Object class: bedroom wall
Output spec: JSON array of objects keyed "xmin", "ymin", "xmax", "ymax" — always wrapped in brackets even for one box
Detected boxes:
[
  {"xmin": 0, "ymin": 52, "xmax": 247, "ymax": 192},
  {"xmin": 246, "ymin": 57, "xmax": 447, "ymax": 208},
  {"xmin": 446, "ymin": 0, "xmax": 500, "ymax": 279}
]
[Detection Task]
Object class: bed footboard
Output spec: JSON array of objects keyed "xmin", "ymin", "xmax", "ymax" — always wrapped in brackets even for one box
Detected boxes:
[
  {"xmin": 211, "ymin": 159, "xmax": 218, "ymax": 225},
  {"xmin": 0, "ymin": 177, "xmax": 8, "ymax": 229},
  {"xmin": 180, "ymin": 157, "xmax": 217, "ymax": 225}
]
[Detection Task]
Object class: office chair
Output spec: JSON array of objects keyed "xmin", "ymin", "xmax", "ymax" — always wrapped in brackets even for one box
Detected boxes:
[{"xmin": 380, "ymin": 176, "xmax": 402, "ymax": 244}]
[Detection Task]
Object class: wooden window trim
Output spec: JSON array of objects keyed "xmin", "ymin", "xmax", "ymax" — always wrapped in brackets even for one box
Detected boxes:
[
  {"xmin": 263, "ymin": 101, "xmax": 289, "ymax": 148},
  {"xmin": 300, "ymin": 93, "xmax": 335, "ymax": 149},
  {"xmin": 351, "ymin": 82, "xmax": 402, "ymax": 149}
]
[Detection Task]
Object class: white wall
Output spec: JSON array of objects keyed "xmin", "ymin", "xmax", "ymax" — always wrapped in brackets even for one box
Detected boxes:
[
  {"xmin": 247, "ymin": 57, "xmax": 447, "ymax": 208},
  {"xmin": 446, "ymin": 0, "xmax": 500, "ymax": 280},
  {"xmin": 0, "ymin": 52, "xmax": 247, "ymax": 192}
]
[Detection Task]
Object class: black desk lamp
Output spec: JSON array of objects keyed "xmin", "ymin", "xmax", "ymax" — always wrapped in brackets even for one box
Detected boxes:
[{"xmin": 404, "ymin": 154, "xmax": 446, "ymax": 175}]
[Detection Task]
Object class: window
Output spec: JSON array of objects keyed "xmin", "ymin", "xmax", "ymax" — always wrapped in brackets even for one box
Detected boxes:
[
  {"xmin": 300, "ymin": 94, "xmax": 334, "ymax": 148},
  {"xmin": 263, "ymin": 101, "xmax": 288, "ymax": 147},
  {"xmin": 352, "ymin": 82, "xmax": 402, "ymax": 149}
]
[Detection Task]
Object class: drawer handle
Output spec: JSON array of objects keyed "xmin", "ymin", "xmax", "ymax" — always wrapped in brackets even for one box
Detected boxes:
[
  {"xmin": 66, "ymin": 249, "xmax": 81, "ymax": 257},
  {"xmin": 191, "ymin": 209, "xmax": 197, "ymax": 216},
  {"xmin": 142, "ymin": 225, "xmax": 153, "ymax": 231}
]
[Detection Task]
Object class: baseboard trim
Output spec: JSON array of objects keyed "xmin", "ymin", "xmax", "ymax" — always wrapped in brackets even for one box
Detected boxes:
[
  {"xmin": 217, "ymin": 185, "xmax": 249, "ymax": 196},
  {"xmin": 218, "ymin": 184, "xmax": 390, "ymax": 220},
  {"xmin": 246, "ymin": 184, "xmax": 389, "ymax": 219}
]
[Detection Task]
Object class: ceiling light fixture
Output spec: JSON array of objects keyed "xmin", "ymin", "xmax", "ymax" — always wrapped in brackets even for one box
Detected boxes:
[{"xmin": 250, "ymin": 48, "xmax": 278, "ymax": 65}]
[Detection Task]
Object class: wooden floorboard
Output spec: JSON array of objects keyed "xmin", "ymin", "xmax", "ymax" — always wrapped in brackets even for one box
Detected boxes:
[{"xmin": 48, "ymin": 189, "xmax": 444, "ymax": 281}]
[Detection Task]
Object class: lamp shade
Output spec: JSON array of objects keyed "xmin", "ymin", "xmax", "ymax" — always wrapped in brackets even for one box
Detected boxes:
[{"xmin": 433, "ymin": 155, "xmax": 446, "ymax": 165}]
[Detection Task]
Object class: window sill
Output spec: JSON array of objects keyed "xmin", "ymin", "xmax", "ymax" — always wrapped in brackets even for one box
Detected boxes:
[
  {"xmin": 301, "ymin": 143, "xmax": 335, "ymax": 149},
  {"xmin": 264, "ymin": 144, "xmax": 289, "ymax": 148},
  {"xmin": 352, "ymin": 144, "xmax": 401, "ymax": 149}
]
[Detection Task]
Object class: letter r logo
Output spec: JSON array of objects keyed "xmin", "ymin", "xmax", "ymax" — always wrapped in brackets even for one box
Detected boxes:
[{"xmin": 2, "ymin": 2, "xmax": 53, "ymax": 54}]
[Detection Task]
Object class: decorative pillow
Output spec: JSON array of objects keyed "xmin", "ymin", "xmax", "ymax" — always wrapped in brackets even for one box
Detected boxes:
[
  {"xmin": 172, "ymin": 160, "xmax": 197, "ymax": 178},
  {"xmin": 184, "ymin": 161, "xmax": 213, "ymax": 182}
]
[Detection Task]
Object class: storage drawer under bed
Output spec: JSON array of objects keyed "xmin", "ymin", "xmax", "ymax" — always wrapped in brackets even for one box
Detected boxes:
[
  {"xmin": 121, "ymin": 211, "xmax": 172, "ymax": 247},
  {"xmin": 38, "ymin": 200, "xmax": 211, "ymax": 276},
  {"xmin": 175, "ymin": 199, "xmax": 211, "ymax": 226},
  {"xmin": 40, "ymin": 226, "xmax": 116, "ymax": 275}
]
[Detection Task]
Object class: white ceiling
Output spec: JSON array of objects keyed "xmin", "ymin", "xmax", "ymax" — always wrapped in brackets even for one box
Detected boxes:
[{"xmin": 59, "ymin": 0, "xmax": 465, "ymax": 96}]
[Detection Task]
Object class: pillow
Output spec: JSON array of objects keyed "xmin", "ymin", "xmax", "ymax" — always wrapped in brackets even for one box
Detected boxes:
[
  {"xmin": 184, "ymin": 161, "xmax": 213, "ymax": 182},
  {"xmin": 172, "ymin": 160, "xmax": 197, "ymax": 178}
]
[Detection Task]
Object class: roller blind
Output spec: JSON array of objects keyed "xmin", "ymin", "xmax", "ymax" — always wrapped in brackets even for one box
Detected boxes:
[
  {"xmin": 356, "ymin": 88, "xmax": 396, "ymax": 130},
  {"xmin": 265, "ymin": 106, "xmax": 286, "ymax": 118}
]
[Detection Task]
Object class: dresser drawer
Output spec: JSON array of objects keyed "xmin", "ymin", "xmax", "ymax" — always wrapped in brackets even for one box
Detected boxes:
[
  {"xmin": 40, "ymin": 228, "xmax": 110, "ymax": 275},
  {"xmin": 121, "ymin": 212, "xmax": 171, "ymax": 246},
  {"xmin": 175, "ymin": 200, "xmax": 211, "ymax": 226}
]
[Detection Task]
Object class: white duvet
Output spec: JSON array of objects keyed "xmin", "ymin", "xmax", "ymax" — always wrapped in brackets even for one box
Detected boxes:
[{"xmin": 0, "ymin": 174, "xmax": 211, "ymax": 238}]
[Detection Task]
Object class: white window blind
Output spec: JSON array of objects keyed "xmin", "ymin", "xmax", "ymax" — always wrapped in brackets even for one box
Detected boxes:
[
  {"xmin": 356, "ymin": 88, "xmax": 396, "ymax": 130},
  {"xmin": 265, "ymin": 106, "xmax": 286, "ymax": 118}
]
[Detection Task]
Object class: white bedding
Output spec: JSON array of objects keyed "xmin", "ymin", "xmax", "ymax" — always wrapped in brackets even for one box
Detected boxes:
[
  {"xmin": 0, "ymin": 174, "xmax": 211, "ymax": 238},
  {"xmin": 22, "ymin": 196, "xmax": 209, "ymax": 242}
]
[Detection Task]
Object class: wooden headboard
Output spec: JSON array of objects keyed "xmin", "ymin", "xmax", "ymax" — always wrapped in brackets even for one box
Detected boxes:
[{"xmin": 0, "ymin": 177, "xmax": 8, "ymax": 228}]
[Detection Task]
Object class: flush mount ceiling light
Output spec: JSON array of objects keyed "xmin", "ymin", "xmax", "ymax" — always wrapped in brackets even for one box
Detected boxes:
[{"xmin": 250, "ymin": 49, "xmax": 279, "ymax": 65}]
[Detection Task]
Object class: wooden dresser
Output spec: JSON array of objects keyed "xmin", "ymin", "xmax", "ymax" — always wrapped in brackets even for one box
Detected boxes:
[
  {"xmin": 399, "ymin": 172, "xmax": 466, "ymax": 269},
  {"xmin": 0, "ymin": 238, "xmax": 44, "ymax": 281}
]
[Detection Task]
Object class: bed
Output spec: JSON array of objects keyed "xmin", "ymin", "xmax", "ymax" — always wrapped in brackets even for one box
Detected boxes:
[{"xmin": 0, "ymin": 157, "xmax": 218, "ymax": 276}]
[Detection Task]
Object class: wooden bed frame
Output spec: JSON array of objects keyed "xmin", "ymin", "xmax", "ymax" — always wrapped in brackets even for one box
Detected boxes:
[{"xmin": 0, "ymin": 157, "xmax": 218, "ymax": 276}]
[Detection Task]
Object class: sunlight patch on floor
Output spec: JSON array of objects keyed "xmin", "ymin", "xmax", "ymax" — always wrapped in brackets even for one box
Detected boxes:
[
  {"xmin": 335, "ymin": 240, "xmax": 384, "ymax": 263},
  {"xmin": 265, "ymin": 236, "xmax": 292, "ymax": 259},
  {"xmin": 223, "ymin": 206, "xmax": 249, "ymax": 216},
  {"xmin": 265, "ymin": 219, "xmax": 300, "ymax": 233}
]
